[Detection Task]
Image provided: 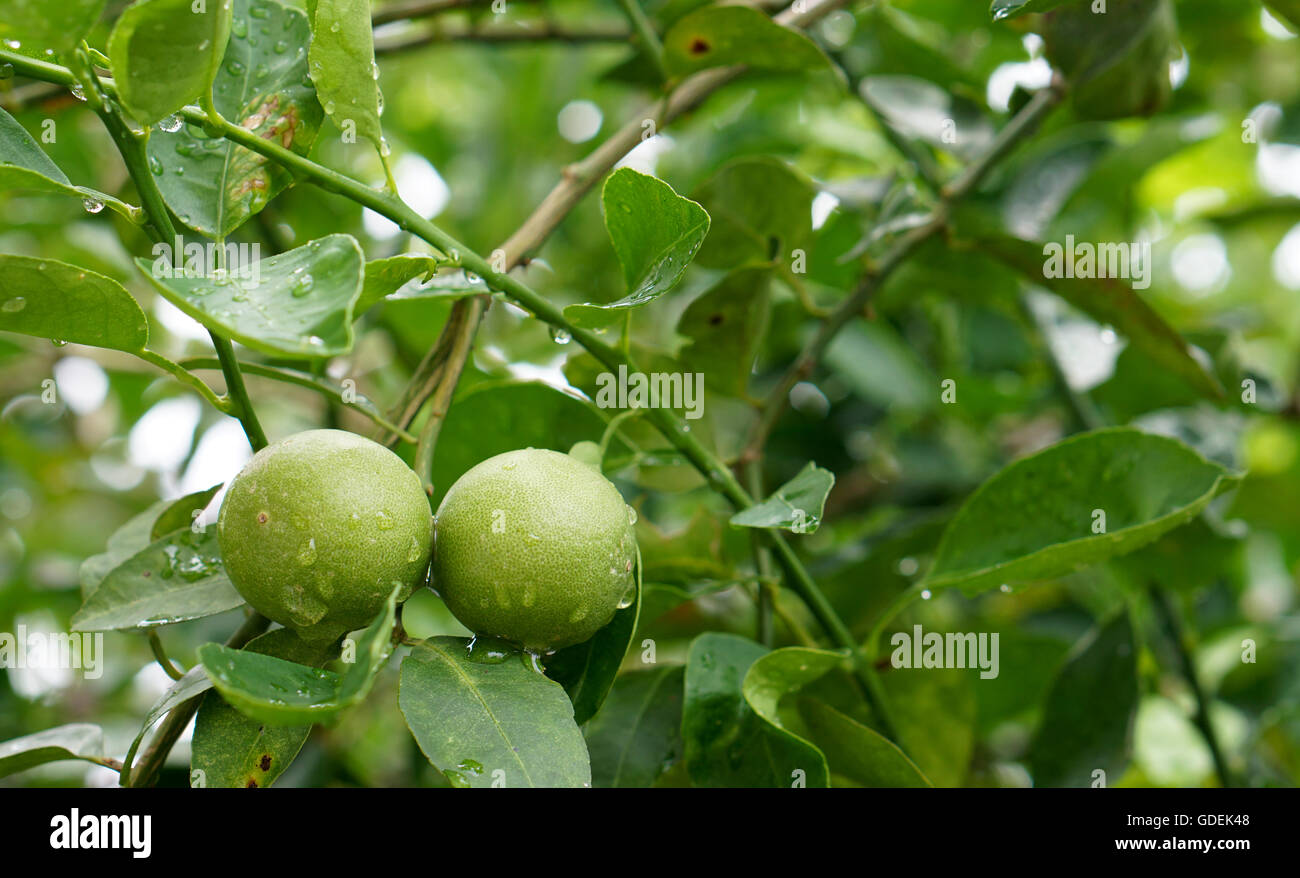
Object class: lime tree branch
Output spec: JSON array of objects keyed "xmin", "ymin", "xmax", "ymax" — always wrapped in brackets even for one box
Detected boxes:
[
  {"xmin": 376, "ymin": 21, "xmax": 632, "ymax": 53},
  {"xmin": 64, "ymin": 49, "xmax": 269, "ymax": 453},
  {"xmin": 740, "ymin": 73, "xmax": 1067, "ymax": 464}
]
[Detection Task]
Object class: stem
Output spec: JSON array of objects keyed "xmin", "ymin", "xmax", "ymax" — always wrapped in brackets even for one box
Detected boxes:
[
  {"xmin": 135, "ymin": 350, "xmax": 229, "ymax": 412},
  {"xmin": 614, "ymin": 0, "xmax": 667, "ymax": 80},
  {"xmin": 73, "ymin": 53, "xmax": 268, "ymax": 452},
  {"xmin": 744, "ymin": 460, "xmax": 776, "ymax": 646},
  {"xmin": 180, "ymin": 357, "xmax": 417, "ymax": 442},
  {"xmin": 412, "ymin": 297, "xmax": 482, "ymax": 495},
  {"xmin": 865, "ymin": 582, "xmax": 925, "ymax": 659},
  {"xmin": 127, "ymin": 612, "xmax": 270, "ymax": 787},
  {"xmin": 146, "ymin": 631, "xmax": 184, "ymax": 681},
  {"xmin": 1149, "ymin": 587, "xmax": 1236, "ymax": 788},
  {"xmin": 210, "ymin": 334, "xmax": 269, "ymax": 451}
]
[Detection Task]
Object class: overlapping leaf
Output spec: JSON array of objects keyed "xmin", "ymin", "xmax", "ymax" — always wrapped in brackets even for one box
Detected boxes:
[
  {"xmin": 399, "ymin": 636, "xmax": 591, "ymax": 788},
  {"xmin": 108, "ymin": 0, "xmax": 233, "ymax": 125},
  {"xmin": 137, "ymin": 233, "xmax": 364, "ymax": 359}
]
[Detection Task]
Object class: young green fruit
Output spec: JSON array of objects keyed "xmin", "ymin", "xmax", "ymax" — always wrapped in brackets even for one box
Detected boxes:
[
  {"xmin": 217, "ymin": 429, "xmax": 432, "ymax": 644},
  {"xmin": 432, "ymin": 447, "xmax": 637, "ymax": 651}
]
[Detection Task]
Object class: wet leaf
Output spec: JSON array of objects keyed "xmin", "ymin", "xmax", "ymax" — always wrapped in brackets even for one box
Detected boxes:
[
  {"xmin": 399, "ymin": 636, "xmax": 591, "ymax": 788},
  {"xmin": 0, "ymin": 255, "xmax": 148, "ymax": 353},
  {"xmin": 108, "ymin": 0, "xmax": 233, "ymax": 125},
  {"xmin": 731, "ymin": 462, "xmax": 834, "ymax": 534},
  {"xmin": 0, "ymin": 724, "xmax": 104, "ymax": 778},
  {"xmin": 148, "ymin": 0, "xmax": 323, "ymax": 238}
]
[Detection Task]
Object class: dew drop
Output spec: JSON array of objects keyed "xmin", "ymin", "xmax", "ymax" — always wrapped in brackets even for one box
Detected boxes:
[
  {"xmin": 51, "ymin": 339, "xmax": 68, "ymax": 347},
  {"xmin": 158, "ymin": 114, "xmax": 183, "ymax": 133},
  {"xmin": 406, "ymin": 535, "xmax": 423, "ymax": 563},
  {"xmin": 69, "ymin": 84, "xmax": 85, "ymax": 101},
  {"xmin": 1, "ymin": 297, "xmax": 26, "ymax": 313},
  {"xmin": 81, "ymin": 196, "xmax": 105, "ymax": 214},
  {"xmin": 290, "ymin": 273, "xmax": 314, "ymax": 297},
  {"xmin": 0, "ymin": 63, "xmax": 14, "ymax": 80},
  {"xmin": 231, "ymin": 18, "xmax": 248, "ymax": 38},
  {"xmin": 550, "ymin": 327, "xmax": 572, "ymax": 345},
  {"xmin": 626, "ymin": 506, "xmax": 637, "ymax": 524},
  {"xmin": 148, "ymin": 155, "xmax": 164, "ymax": 175},
  {"xmin": 375, "ymin": 510, "xmax": 394, "ymax": 530}
]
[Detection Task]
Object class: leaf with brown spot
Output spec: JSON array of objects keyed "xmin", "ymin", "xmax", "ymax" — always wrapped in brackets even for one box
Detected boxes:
[{"xmin": 147, "ymin": 0, "xmax": 323, "ymax": 238}]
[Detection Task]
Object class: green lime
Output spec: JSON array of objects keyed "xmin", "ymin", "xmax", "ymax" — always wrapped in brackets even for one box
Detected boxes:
[
  {"xmin": 432, "ymin": 448, "xmax": 637, "ymax": 651},
  {"xmin": 217, "ymin": 429, "xmax": 432, "ymax": 644}
]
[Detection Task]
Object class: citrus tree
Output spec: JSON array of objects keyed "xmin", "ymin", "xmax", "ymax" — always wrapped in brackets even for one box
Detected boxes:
[{"xmin": 0, "ymin": 0, "xmax": 1298, "ymax": 788}]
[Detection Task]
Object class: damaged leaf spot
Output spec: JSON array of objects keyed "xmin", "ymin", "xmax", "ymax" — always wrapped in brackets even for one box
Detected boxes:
[
  {"xmin": 708, "ymin": 313, "xmax": 725, "ymax": 326},
  {"xmin": 246, "ymin": 778, "xmax": 259, "ymax": 788},
  {"xmin": 260, "ymin": 754, "xmax": 272, "ymax": 771},
  {"xmin": 689, "ymin": 37, "xmax": 711, "ymax": 55}
]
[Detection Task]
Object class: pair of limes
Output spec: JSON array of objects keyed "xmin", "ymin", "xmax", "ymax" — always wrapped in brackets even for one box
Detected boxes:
[{"xmin": 217, "ymin": 430, "xmax": 636, "ymax": 650}]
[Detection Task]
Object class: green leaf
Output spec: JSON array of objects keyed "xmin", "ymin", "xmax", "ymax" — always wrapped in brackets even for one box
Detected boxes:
[
  {"xmin": 797, "ymin": 699, "xmax": 932, "ymax": 787},
  {"xmin": 151, "ymin": 484, "xmax": 222, "ymax": 540},
  {"xmin": 136, "ymin": 233, "xmax": 364, "ymax": 359},
  {"xmin": 682, "ymin": 633, "xmax": 829, "ymax": 787},
  {"xmin": 564, "ymin": 168, "xmax": 710, "ymax": 329},
  {"xmin": 197, "ymin": 586, "xmax": 399, "ymax": 726},
  {"xmin": 731, "ymin": 462, "xmax": 834, "ymax": 534},
  {"xmin": 399, "ymin": 636, "xmax": 592, "ymax": 788},
  {"xmin": 80, "ymin": 497, "xmax": 176, "ymax": 597},
  {"xmin": 882, "ymin": 667, "xmax": 976, "ymax": 787},
  {"xmin": 677, "ymin": 267, "xmax": 771, "ymax": 397},
  {"xmin": 974, "ymin": 234, "xmax": 1224, "ymax": 400},
  {"xmin": 662, "ymin": 5, "xmax": 830, "ymax": 77},
  {"xmin": 431, "ymin": 381, "xmax": 622, "ymax": 506},
  {"xmin": 1042, "ymin": 0, "xmax": 1177, "ymax": 120},
  {"xmin": 0, "ymin": 724, "xmax": 104, "ymax": 778},
  {"xmin": 1029, "ymin": 611, "xmax": 1138, "ymax": 787},
  {"xmin": 741, "ymin": 648, "xmax": 844, "ymax": 788},
  {"xmin": 308, "ymin": 0, "xmax": 385, "ymax": 154},
  {"xmin": 356, "ymin": 254, "xmax": 449, "ymax": 314},
  {"xmin": 989, "ymin": 0, "xmax": 1080, "ymax": 21},
  {"xmin": 0, "ymin": 255, "xmax": 149, "ymax": 353},
  {"xmin": 71, "ymin": 526, "xmax": 243, "ymax": 631},
  {"xmin": 692, "ymin": 157, "xmax": 814, "ymax": 270},
  {"xmin": 922, "ymin": 428, "xmax": 1239, "ymax": 595},
  {"xmin": 108, "ymin": 0, "xmax": 233, "ymax": 125},
  {"xmin": 191, "ymin": 628, "xmax": 335, "ymax": 788},
  {"xmin": 0, "ymin": 105, "xmax": 83, "ymax": 198},
  {"xmin": 0, "ymin": 0, "xmax": 108, "ymax": 55},
  {"xmin": 584, "ymin": 666, "xmax": 685, "ymax": 788},
  {"xmin": 546, "ymin": 565, "xmax": 641, "ymax": 725},
  {"xmin": 148, "ymin": 0, "xmax": 323, "ymax": 238}
]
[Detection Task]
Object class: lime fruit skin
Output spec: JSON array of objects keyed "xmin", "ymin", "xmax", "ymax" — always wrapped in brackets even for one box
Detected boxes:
[
  {"xmin": 432, "ymin": 448, "xmax": 637, "ymax": 651},
  {"xmin": 217, "ymin": 429, "xmax": 432, "ymax": 643}
]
